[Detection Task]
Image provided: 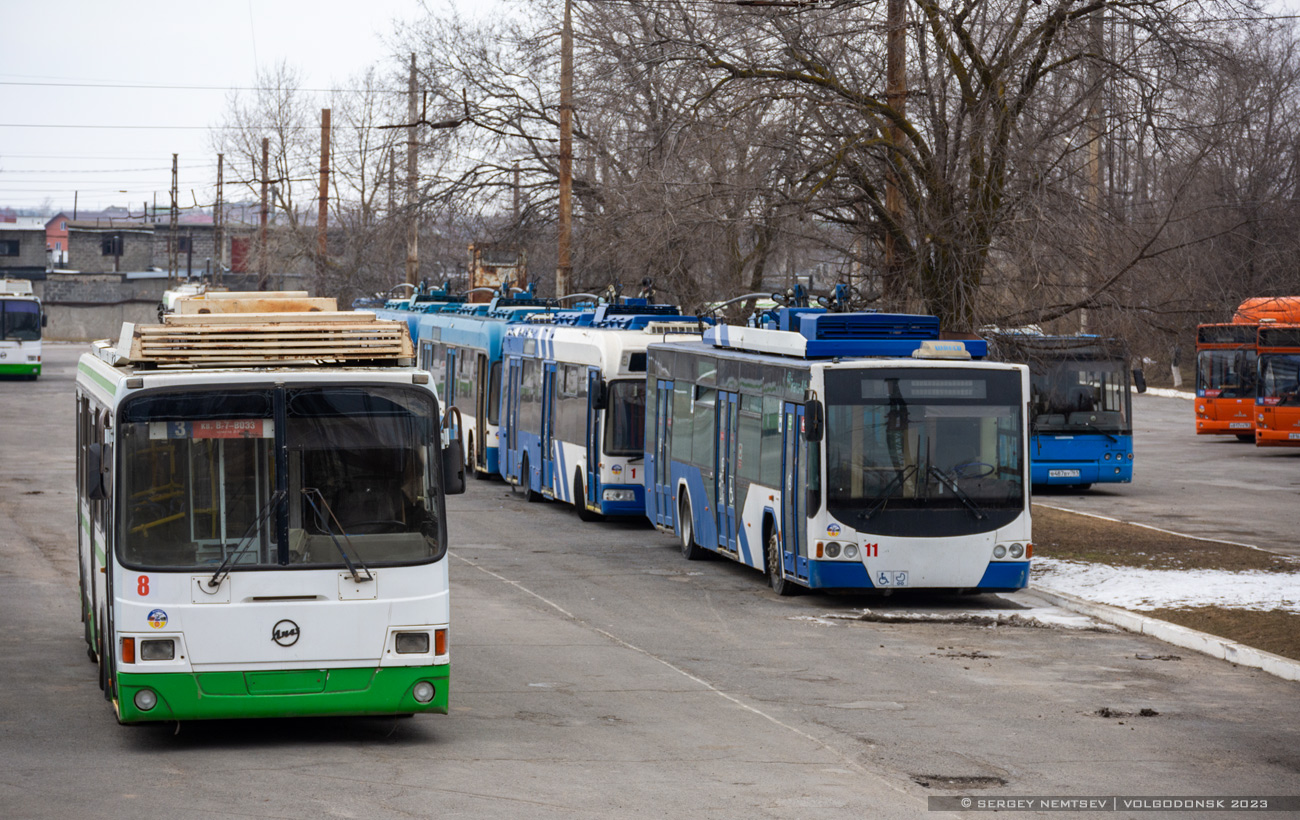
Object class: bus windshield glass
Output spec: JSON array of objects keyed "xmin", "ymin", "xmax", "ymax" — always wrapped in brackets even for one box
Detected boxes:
[
  {"xmin": 823, "ymin": 369, "xmax": 1024, "ymax": 521},
  {"xmin": 604, "ymin": 379, "xmax": 646, "ymax": 456},
  {"xmin": 1030, "ymin": 358, "xmax": 1130, "ymax": 432},
  {"xmin": 1259, "ymin": 354, "xmax": 1300, "ymax": 406},
  {"xmin": 118, "ymin": 386, "xmax": 446, "ymax": 571},
  {"xmin": 0, "ymin": 299, "xmax": 41, "ymax": 341},
  {"xmin": 1197, "ymin": 349, "xmax": 1257, "ymax": 398}
]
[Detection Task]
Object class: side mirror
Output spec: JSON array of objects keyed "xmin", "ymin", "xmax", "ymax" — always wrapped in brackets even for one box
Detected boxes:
[
  {"xmin": 1132, "ymin": 369, "xmax": 1147, "ymax": 394},
  {"xmin": 41, "ymin": 313, "xmax": 48, "ymax": 328},
  {"xmin": 803, "ymin": 400, "xmax": 824, "ymax": 442},
  {"xmin": 591, "ymin": 379, "xmax": 608, "ymax": 410},
  {"xmin": 442, "ymin": 438, "xmax": 466, "ymax": 495},
  {"xmin": 85, "ymin": 443, "xmax": 109, "ymax": 501}
]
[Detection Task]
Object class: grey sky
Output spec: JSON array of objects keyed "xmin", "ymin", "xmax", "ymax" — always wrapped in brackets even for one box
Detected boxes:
[{"xmin": 0, "ymin": 0, "xmax": 500, "ymax": 214}]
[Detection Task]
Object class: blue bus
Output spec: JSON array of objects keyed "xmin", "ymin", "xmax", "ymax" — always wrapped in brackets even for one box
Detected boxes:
[
  {"xmin": 988, "ymin": 333, "xmax": 1142, "ymax": 489},
  {"xmin": 415, "ymin": 295, "xmax": 555, "ymax": 478},
  {"xmin": 646, "ymin": 309, "xmax": 1032, "ymax": 595},
  {"xmin": 370, "ymin": 280, "xmax": 466, "ymax": 341},
  {"xmin": 499, "ymin": 303, "xmax": 704, "ymax": 518}
]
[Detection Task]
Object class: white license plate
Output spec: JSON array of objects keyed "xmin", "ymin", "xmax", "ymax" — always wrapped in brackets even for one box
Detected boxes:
[
  {"xmin": 1229, "ymin": 422, "xmax": 1252, "ymax": 429},
  {"xmin": 1290, "ymin": 433, "xmax": 1300, "ymax": 440},
  {"xmin": 1048, "ymin": 469, "xmax": 1081, "ymax": 478}
]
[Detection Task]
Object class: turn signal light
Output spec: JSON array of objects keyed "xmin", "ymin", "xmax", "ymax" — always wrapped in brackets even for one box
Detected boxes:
[
  {"xmin": 434, "ymin": 628, "xmax": 447, "ymax": 656},
  {"xmin": 121, "ymin": 637, "xmax": 135, "ymax": 664}
]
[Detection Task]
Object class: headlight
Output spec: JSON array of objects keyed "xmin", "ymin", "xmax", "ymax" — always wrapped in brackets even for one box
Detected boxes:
[
  {"xmin": 140, "ymin": 639, "xmax": 175, "ymax": 661},
  {"xmin": 602, "ymin": 489, "xmax": 635, "ymax": 502},
  {"xmin": 1009, "ymin": 543, "xmax": 1024, "ymax": 559},
  {"xmin": 824, "ymin": 541, "xmax": 841, "ymax": 558},
  {"xmin": 993, "ymin": 545, "xmax": 1007, "ymax": 559},
  {"xmin": 134, "ymin": 689, "xmax": 158, "ymax": 711},
  {"xmin": 844, "ymin": 544, "xmax": 859, "ymax": 559},
  {"xmin": 395, "ymin": 632, "xmax": 430, "ymax": 654},
  {"xmin": 412, "ymin": 681, "xmax": 436, "ymax": 703}
]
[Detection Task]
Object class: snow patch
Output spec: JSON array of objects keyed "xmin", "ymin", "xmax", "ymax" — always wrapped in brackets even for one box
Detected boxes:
[{"xmin": 1032, "ymin": 558, "xmax": 1300, "ymax": 612}]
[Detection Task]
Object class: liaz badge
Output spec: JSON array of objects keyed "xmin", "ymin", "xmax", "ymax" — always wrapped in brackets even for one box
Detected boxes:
[{"xmin": 147, "ymin": 609, "xmax": 168, "ymax": 629}]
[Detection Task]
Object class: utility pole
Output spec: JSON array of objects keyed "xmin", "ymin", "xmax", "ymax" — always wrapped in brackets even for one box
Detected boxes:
[
  {"xmin": 1083, "ymin": 9, "xmax": 1105, "ymax": 334},
  {"xmin": 169, "ymin": 153, "xmax": 179, "ymax": 285},
  {"xmin": 215, "ymin": 154, "xmax": 224, "ymax": 286},
  {"xmin": 406, "ymin": 54, "xmax": 420, "ymax": 286},
  {"xmin": 557, "ymin": 0, "xmax": 573, "ymax": 299},
  {"xmin": 259, "ymin": 137, "xmax": 269, "ymax": 290},
  {"xmin": 883, "ymin": 0, "xmax": 907, "ymax": 310},
  {"xmin": 319, "ymin": 108, "xmax": 331, "ymax": 275}
]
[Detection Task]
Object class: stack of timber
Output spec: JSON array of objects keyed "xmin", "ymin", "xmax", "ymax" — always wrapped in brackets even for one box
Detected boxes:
[{"xmin": 115, "ymin": 292, "xmax": 414, "ymax": 368}]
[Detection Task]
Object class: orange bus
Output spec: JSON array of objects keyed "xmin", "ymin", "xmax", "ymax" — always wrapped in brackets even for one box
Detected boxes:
[
  {"xmin": 1195, "ymin": 297, "xmax": 1300, "ymax": 440},
  {"xmin": 1255, "ymin": 323, "xmax": 1300, "ymax": 446}
]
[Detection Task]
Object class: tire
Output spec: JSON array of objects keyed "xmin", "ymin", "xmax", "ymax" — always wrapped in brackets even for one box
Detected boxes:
[
  {"xmin": 97, "ymin": 612, "xmax": 110, "ymax": 693},
  {"xmin": 766, "ymin": 526, "xmax": 801, "ymax": 596},
  {"xmin": 521, "ymin": 454, "xmax": 541, "ymax": 502},
  {"xmin": 574, "ymin": 475, "xmax": 599, "ymax": 522},
  {"xmin": 678, "ymin": 495, "xmax": 706, "ymax": 560}
]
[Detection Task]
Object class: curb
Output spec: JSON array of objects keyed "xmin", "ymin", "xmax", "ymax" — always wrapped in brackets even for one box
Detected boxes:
[{"xmin": 1026, "ymin": 586, "xmax": 1300, "ymax": 683}]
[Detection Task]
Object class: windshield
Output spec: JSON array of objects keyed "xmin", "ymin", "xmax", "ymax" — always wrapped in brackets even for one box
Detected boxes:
[
  {"xmin": 118, "ymin": 385, "xmax": 446, "ymax": 571},
  {"xmin": 1030, "ymin": 358, "xmax": 1130, "ymax": 433},
  {"xmin": 1197, "ymin": 349, "xmax": 1257, "ymax": 398},
  {"xmin": 604, "ymin": 379, "xmax": 645, "ymax": 456},
  {"xmin": 0, "ymin": 299, "xmax": 41, "ymax": 341},
  {"xmin": 1259, "ymin": 354, "xmax": 1300, "ymax": 406},
  {"xmin": 824, "ymin": 368, "xmax": 1024, "ymax": 536}
]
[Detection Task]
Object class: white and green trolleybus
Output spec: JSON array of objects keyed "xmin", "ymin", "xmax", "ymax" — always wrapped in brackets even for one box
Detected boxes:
[
  {"xmin": 1, "ymin": 277, "xmax": 45, "ymax": 378},
  {"xmin": 75, "ymin": 294, "xmax": 465, "ymax": 722}
]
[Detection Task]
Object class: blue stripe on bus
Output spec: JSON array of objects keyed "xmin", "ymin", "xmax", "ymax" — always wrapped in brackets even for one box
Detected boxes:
[
  {"xmin": 976, "ymin": 561, "xmax": 1030, "ymax": 590},
  {"xmin": 806, "ymin": 560, "xmax": 872, "ymax": 589}
]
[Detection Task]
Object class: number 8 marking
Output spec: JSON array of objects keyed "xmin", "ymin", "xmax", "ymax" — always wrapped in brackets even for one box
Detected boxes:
[{"xmin": 137, "ymin": 575, "xmax": 149, "ymax": 596}]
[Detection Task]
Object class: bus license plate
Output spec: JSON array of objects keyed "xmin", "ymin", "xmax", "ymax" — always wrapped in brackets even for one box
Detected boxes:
[
  {"xmin": 1290, "ymin": 433, "xmax": 1300, "ymax": 440},
  {"xmin": 1229, "ymin": 422, "xmax": 1251, "ymax": 429},
  {"xmin": 1049, "ymin": 469, "xmax": 1080, "ymax": 478}
]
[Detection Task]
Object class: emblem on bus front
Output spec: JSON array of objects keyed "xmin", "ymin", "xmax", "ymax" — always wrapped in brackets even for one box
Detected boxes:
[{"xmin": 272, "ymin": 620, "xmax": 300, "ymax": 647}]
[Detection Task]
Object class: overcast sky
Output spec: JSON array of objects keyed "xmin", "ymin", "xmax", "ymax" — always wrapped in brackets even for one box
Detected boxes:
[
  {"xmin": 3, "ymin": 0, "xmax": 1299, "ymax": 216},
  {"xmin": 0, "ymin": 0, "xmax": 501, "ymax": 215}
]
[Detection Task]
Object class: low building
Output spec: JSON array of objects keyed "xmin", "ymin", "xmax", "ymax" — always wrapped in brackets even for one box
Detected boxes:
[{"xmin": 0, "ymin": 221, "xmax": 49, "ymax": 277}]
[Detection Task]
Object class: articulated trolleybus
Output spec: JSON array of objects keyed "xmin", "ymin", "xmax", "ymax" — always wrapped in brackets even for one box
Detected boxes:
[
  {"xmin": 501, "ymin": 303, "xmax": 703, "ymax": 518},
  {"xmin": 0, "ymin": 277, "xmax": 45, "ymax": 378},
  {"xmin": 988, "ymin": 332, "xmax": 1141, "ymax": 489},
  {"xmin": 646, "ymin": 310, "xmax": 1031, "ymax": 595},
  {"xmin": 75, "ymin": 293, "xmax": 465, "ymax": 723}
]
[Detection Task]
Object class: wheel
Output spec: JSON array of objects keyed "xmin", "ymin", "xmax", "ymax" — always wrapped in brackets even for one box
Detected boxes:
[
  {"xmin": 574, "ymin": 475, "xmax": 599, "ymax": 522},
  {"xmin": 97, "ymin": 612, "xmax": 110, "ymax": 694},
  {"xmin": 766, "ymin": 526, "xmax": 801, "ymax": 596},
  {"xmin": 521, "ymin": 454, "xmax": 541, "ymax": 502},
  {"xmin": 466, "ymin": 440, "xmax": 480, "ymax": 479},
  {"xmin": 678, "ymin": 495, "xmax": 706, "ymax": 560}
]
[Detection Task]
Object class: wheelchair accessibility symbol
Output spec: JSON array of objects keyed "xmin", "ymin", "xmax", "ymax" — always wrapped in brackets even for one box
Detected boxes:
[{"xmin": 876, "ymin": 571, "xmax": 909, "ymax": 587}]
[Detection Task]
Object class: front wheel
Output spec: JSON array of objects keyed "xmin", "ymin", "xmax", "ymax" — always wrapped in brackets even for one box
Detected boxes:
[
  {"xmin": 678, "ymin": 495, "xmax": 707, "ymax": 560},
  {"xmin": 574, "ymin": 475, "xmax": 600, "ymax": 522},
  {"xmin": 521, "ymin": 454, "xmax": 541, "ymax": 502},
  {"xmin": 766, "ymin": 528, "xmax": 801, "ymax": 596}
]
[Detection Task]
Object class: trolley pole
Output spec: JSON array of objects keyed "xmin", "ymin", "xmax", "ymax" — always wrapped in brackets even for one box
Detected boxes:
[{"xmin": 557, "ymin": 0, "xmax": 573, "ymax": 299}]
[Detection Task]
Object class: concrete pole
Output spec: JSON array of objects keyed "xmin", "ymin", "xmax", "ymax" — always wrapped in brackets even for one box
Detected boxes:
[{"xmin": 406, "ymin": 54, "xmax": 420, "ymax": 287}]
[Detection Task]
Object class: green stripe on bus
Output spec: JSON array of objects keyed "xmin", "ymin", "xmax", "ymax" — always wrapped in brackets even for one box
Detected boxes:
[
  {"xmin": 0, "ymin": 363, "xmax": 39, "ymax": 375},
  {"xmin": 76, "ymin": 360, "xmax": 116, "ymax": 394},
  {"xmin": 114, "ymin": 665, "xmax": 449, "ymax": 722}
]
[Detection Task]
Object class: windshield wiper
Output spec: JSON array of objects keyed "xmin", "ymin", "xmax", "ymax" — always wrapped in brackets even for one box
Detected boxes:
[
  {"xmin": 858, "ymin": 464, "xmax": 917, "ymax": 521},
  {"xmin": 927, "ymin": 466, "xmax": 987, "ymax": 521},
  {"xmin": 208, "ymin": 489, "xmax": 285, "ymax": 588},
  {"xmin": 301, "ymin": 488, "xmax": 374, "ymax": 583}
]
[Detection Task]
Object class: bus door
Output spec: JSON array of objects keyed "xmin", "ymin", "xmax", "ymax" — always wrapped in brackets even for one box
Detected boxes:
[
  {"xmin": 505, "ymin": 358, "xmax": 522, "ymax": 483},
  {"xmin": 781, "ymin": 403, "xmax": 810, "ymax": 583},
  {"xmin": 587, "ymin": 369, "xmax": 602, "ymax": 508},
  {"xmin": 445, "ymin": 348, "xmax": 459, "ymax": 443},
  {"xmin": 652, "ymin": 379, "xmax": 673, "ymax": 527},
  {"xmin": 716, "ymin": 392, "xmax": 739, "ymax": 551},
  {"xmin": 541, "ymin": 362, "xmax": 557, "ymax": 493},
  {"xmin": 474, "ymin": 352, "xmax": 488, "ymax": 472}
]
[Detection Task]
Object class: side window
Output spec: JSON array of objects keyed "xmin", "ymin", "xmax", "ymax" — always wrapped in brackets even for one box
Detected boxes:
[
  {"xmin": 671, "ymin": 382, "xmax": 693, "ymax": 463},
  {"xmin": 759, "ymin": 395, "xmax": 782, "ymax": 487},
  {"xmin": 737, "ymin": 394, "xmax": 762, "ymax": 482},
  {"xmin": 692, "ymin": 387, "xmax": 716, "ymax": 468}
]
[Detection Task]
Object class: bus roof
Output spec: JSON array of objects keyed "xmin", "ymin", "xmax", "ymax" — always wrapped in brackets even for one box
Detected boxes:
[{"xmin": 708, "ymin": 310, "xmax": 988, "ymax": 360}]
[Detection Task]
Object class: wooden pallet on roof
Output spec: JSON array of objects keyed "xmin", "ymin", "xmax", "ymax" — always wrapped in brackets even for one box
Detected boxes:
[{"xmin": 115, "ymin": 305, "xmax": 413, "ymax": 367}]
